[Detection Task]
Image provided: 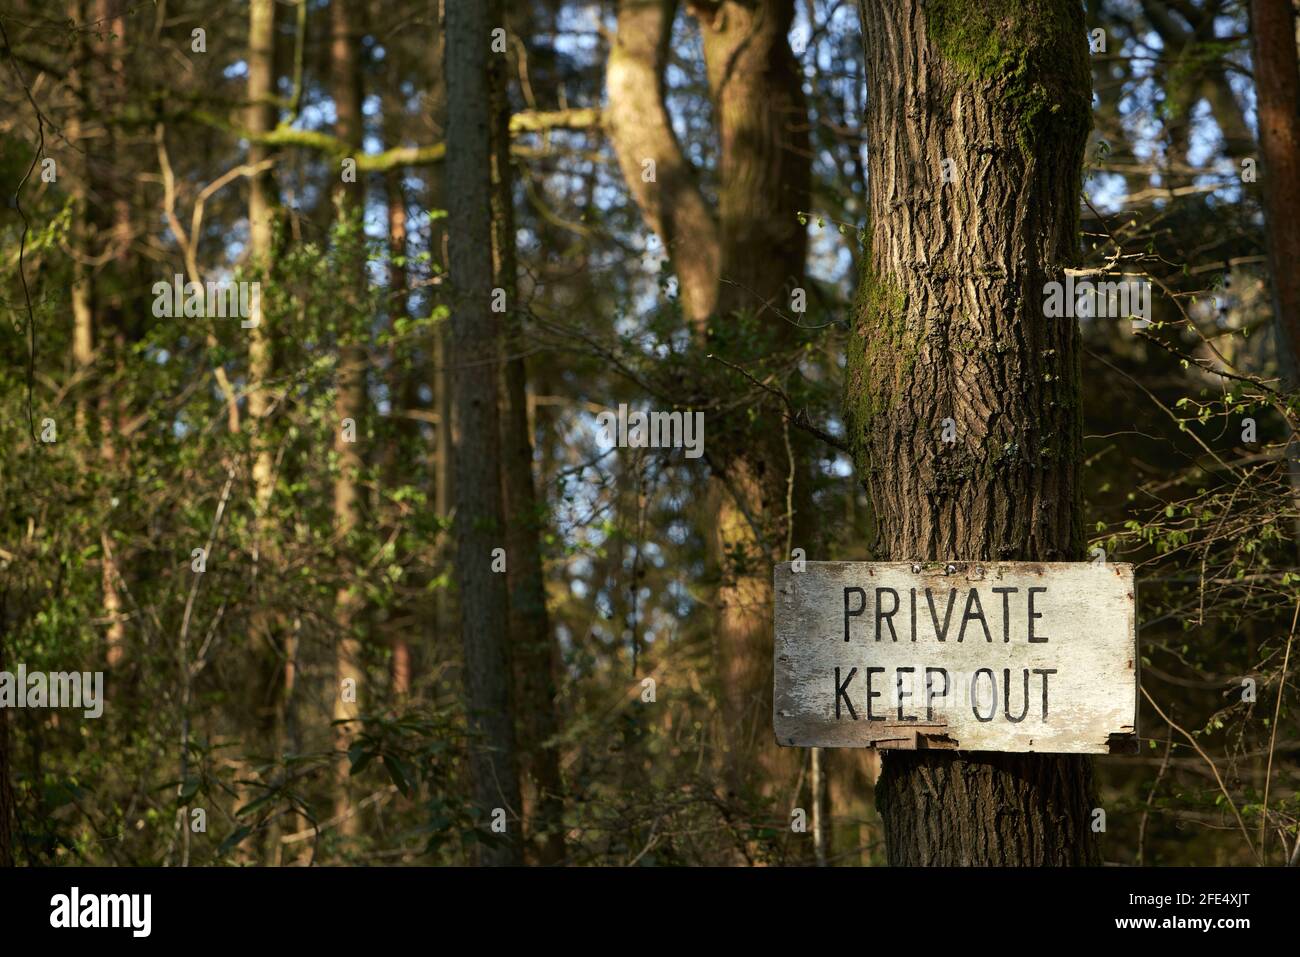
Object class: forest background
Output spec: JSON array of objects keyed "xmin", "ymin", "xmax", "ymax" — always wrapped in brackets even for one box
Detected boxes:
[{"xmin": 0, "ymin": 0, "xmax": 1297, "ymax": 867}]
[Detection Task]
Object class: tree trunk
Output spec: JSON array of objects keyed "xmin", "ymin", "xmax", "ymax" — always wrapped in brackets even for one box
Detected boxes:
[
  {"xmin": 434, "ymin": 316, "xmax": 455, "ymax": 648},
  {"xmin": 68, "ymin": 0, "xmax": 129, "ymax": 669},
  {"xmin": 424, "ymin": 9, "xmax": 455, "ymax": 662},
  {"xmin": 447, "ymin": 0, "xmax": 524, "ymax": 866},
  {"xmin": 606, "ymin": 0, "xmax": 814, "ymax": 810},
  {"xmin": 385, "ymin": 163, "xmax": 416, "ymax": 699},
  {"xmin": 329, "ymin": 0, "xmax": 368, "ymax": 839},
  {"xmin": 848, "ymin": 0, "xmax": 1101, "ymax": 866},
  {"xmin": 1251, "ymin": 0, "xmax": 1300, "ymax": 372},
  {"xmin": 67, "ymin": 0, "xmax": 94, "ymax": 438},
  {"xmin": 245, "ymin": 0, "xmax": 296, "ymax": 865},
  {"xmin": 606, "ymin": 0, "xmax": 721, "ymax": 329},
  {"xmin": 697, "ymin": 0, "xmax": 810, "ymax": 320},
  {"xmin": 1248, "ymin": 1, "xmax": 1300, "ymax": 567},
  {"xmin": 97, "ymin": 4, "xmax": 131, "ymax": 668},
  {"xmin": 694, "ymin": 0, "xmax": 813, "ymax": 800},
  {"xmin": 489, "ymin": 12, "xmax": 567, "ymax": 866},
  {"xmin": 247, "ymin": 0, "xmax": 279, "ymax": 579}
]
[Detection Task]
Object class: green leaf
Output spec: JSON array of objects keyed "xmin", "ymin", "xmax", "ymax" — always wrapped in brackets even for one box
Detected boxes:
[
  {"xmin": 218, "ymin": 825, "xmax": 253, "ymax": 855},
  {"xmin": 383, "ymin": 754, "xmax": 412, "ymax": 797}
]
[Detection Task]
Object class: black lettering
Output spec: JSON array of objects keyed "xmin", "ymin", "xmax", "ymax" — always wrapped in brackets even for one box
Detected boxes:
[
  {"xmin": 865, "ymin": 667, "xmax": 885, "ymax": 720},
  {"xmin": 991, "ymin": 586, "xmax": 1017, "ymax": 642},
  {"xmin": 1028, "ymin": 587, "xmax": 1048, "ymax": 642},
  {"xmin": 925, "ymin": 587, "xmax": 959, "ymax": 641},
  {"xmin": 1004, "ymin": 668, "xmax": 1029, "ymax": 722},
  {"xmin": 1033, "ymin": 668, "xmax": 1057, "ymax": 718},
  {"xmin": 834, "ymin": 667, "xmax": 858, "ymax": 720},
  {"xmin": 972, "ymin": 668, "xmax": 997, "ymax": 722},
  {"xmin": 958, "ymin": 588, "xmax": 992, "ymax": 642},
  {"xmin": 924, "ymin": 667, "xmax": 949, "ymax": 721},
  {"xmin": 909, "ymin": 588, "xmax": 917, "ymax": 642},
  {"xmin": 896, "ymin": 667, "xmax": 917, "ymax": 721},
  {"xmin": 844, "ymin": 587, "xmax": 866, "ymax": 642},
  {"xmin": 875, "ymin": 587, "xmax": 899, "ymax": 641}
]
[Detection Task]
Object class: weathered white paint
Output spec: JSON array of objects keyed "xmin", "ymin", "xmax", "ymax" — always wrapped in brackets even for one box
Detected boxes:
[{"xmin": 774, "ymin": 562, "xmax": 1137, "ymax": 754}]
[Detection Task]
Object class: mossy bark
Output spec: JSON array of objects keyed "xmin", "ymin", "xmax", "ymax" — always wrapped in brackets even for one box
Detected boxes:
[{"xmin": 849, "ymin": 0, "xmax": 1101, "ymax": 865}]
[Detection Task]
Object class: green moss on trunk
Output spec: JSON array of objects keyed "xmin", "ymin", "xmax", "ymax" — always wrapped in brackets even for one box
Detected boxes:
[
  {"xmin": 924, "ymin": 0, "xmax": 1091, "ymax": 157},
  {"xmin": 844, "ymin": 267, "xmax": 917, "ymax": 474}
]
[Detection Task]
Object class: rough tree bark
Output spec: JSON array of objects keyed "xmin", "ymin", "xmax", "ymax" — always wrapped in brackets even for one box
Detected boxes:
[
  {"xmin": 447, "ymin": 0, "xmax": 524, "ymax": 866},
  {"xmin": 490, "ymin": 10, "xmax": 567, "ymax": 866},
  {"xmin": 848, "ymin": 0, "xmax": 1101, "ymax": 865}
]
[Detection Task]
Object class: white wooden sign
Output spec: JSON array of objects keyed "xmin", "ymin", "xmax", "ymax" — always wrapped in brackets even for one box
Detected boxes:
[{"xmin": 774, "ymin": 562, "xmax": 1137, "ymax": 754}]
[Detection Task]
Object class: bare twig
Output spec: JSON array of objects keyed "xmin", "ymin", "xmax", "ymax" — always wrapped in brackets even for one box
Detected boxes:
[
  {"xmin": 1140, "ymin": 685, "xmax": 1261, "ymax": 864},
  {"xmin": 1260, "ymin": 598, "xmax": 1299, "ymax": 861},
  {"xmin": 707, "ymin": 353, "xmax": 851, "ymax": 454}
]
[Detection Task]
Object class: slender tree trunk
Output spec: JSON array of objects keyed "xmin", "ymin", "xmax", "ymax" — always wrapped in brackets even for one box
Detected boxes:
[
  {"xmin": 447, "ymin": 0, "xmax": 524, "ymax": 866},
  {"xmin": 245, "ymin": 0, "xmax": 296, "ymax": 864},
  {"xmin": 247, "ymin": 0, "xmax": 279, "ymax": 592},
  {"xmin": 697, "ymin": 0, "xmax": 810, "ymax": 318},
  {"xmin": 1249, "ymin": 0, "xmax": 1300, "ymax": 572},
  {"xmin": 434, "ymin": 318, "xmax": 454, "ymax": 647},
  {"xmin": 101, "ymin": 0, "xmax": 128, "ymax": 670},
  {"xmin": 385, "ymin": 162, "xmax": 415, "ymax": 699},
  {"xmin": 66, "ymin": 0, "xmax": 121, "ymax": 680},
  {"xmin": 489, "ymin": 13, "xmax": 567, "ymax": 865},
  {"xmin": 68, "ymin": 0, "xmax": 94, "ymax": 438},
  {"xmin": 1251, "ymin": 0, "xmax": 1300, "ymax": 369},
  {"xmin": 380, "ymin": 47, "xmax": 421, "ymax": 700},
  {"xmin": 694, "ymin": 0, "xmax": 813, "ymax": 801},
  {"xmin": 424, "ymin": 9, "xmax": 455, "ymax": 664},
  {"xmin": 606, "ymin": 0, "xmax": 814, "ymax": 812},
  {"xmin": 848, "ymin": 0, "xmax": 1100, "ymax": 865},
  {"xmin": 329, "ymin": 0, "xmax": 368, "ymax": 839},
  {"xmin": 68, "ymin": 0, "xmax": 129, "ymax": 669}
]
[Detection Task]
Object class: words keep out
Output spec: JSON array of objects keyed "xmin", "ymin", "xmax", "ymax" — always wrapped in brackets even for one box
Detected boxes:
[{"xmin": 832, "ymin": 584, "xmax": 1060, "ymax": 724}]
